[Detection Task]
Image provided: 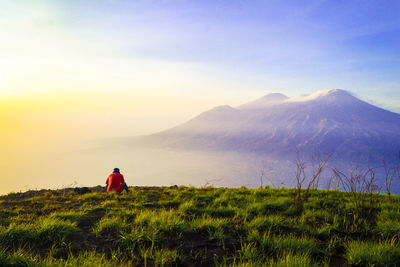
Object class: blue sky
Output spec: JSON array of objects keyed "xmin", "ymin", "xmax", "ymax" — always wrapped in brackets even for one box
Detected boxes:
[
  {"xmin": 66, "ymin": 1, "xmax": 399, "ymax": 107},
  {"xmin": 1, "ymin": 0, "xmax": 400, "ymax": 112},
  {"xmin": 1, "ymin": 0, "xmax": 400, "ymax": 193}
]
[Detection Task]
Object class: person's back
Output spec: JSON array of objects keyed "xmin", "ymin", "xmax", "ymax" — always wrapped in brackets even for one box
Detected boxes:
[{"xmin": 106, "ymin": 168, "xmax": 125, "ymax": 193}]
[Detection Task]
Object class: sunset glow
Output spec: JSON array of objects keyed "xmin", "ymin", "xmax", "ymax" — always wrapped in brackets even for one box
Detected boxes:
[{"xmin": 1, "ymin": 1, "xmax": 400, "ymax": 194}]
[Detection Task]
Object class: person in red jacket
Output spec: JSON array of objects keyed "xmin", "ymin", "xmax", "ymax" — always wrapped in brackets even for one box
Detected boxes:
[{"xmin": 106, "ymin": 168, "xmax": 129, "ymax": 193}]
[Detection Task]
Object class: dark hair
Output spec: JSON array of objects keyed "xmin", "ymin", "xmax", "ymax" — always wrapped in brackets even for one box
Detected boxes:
[{"xmin": 113, "ymin": 168, "xmax": 120, "ymax": 173}]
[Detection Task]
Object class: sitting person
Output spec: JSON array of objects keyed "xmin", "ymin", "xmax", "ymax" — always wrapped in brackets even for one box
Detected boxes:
[{"xmin": 106, "ymin": 168, "xmax": 129, "ymax": 193}]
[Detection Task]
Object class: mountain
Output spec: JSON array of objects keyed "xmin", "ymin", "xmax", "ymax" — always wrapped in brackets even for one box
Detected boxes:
[
  {"xmin": 238, "ymin": 93, "xmax": 289, "ymax": 110},
  {"xmin": 144, "ymin": 89, "xmax": 400, "ymax": 165},
  {"xmin": 121, "ymin": 89, "xmax": 400, "ymax": 190}
]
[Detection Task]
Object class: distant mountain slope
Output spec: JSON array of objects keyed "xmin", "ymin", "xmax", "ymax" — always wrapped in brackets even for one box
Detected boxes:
[
  {"xmin": 238, "ymin": 93, "xmax": 289, "ymax": 110},
  {"xmin": 143, "ymin": 89, "xmax": 400, "ymax": 165}
]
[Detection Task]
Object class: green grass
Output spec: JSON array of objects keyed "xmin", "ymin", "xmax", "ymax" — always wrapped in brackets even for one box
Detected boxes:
[
  {"xmin": 46, "ymin": 250, "xmax": 127, "ymax": 267},
  {"xmin": 247, "ymin": 197, "xmax": 292, "ymax": 215},
  {"xmin": 259, "ymin": 234, "xmax": 322, "ymax": 257},
  {"xmin": 134, "ymin": 209, "xmax": 187, "ymax": 239},
  {"xmin": 269, "ymin": 252, "xmax": 319, "ymax": 267},
  {"xmin": 79, "ymin": 192, "xmax": 103, "ymax": 201},
  {"xmin": 0, "ymin": 217, "xmax": 78, "ymax": 249},
  {"xmin": 93, "ymin": 216, "xmax": 129, "ymax": 238},
  {"xmin": 247, "ymin": 215, "xmax": 288, "ymax": 232},
  {"xmin": 376, "ymin": 219, "xmax": 400, "ymax": 238},
  {"xmin": 0, "ymin": 249, "xmax": 41, "ymax": 267},
  {"xmin": 0, "ymin": 186, "xmax": 399, "ymax": 266},
  {"xmin": 149, "ymin": 247, "xmax": 181, "ymax": 266},
  {"xmin": 345, "ymin": 240, "xmax": 400, "ymax": 266},
  {"xmin": 36, "ymin": 217, "xmax": 79, "ymax": 246},
  {"xmin": 0, "ymin": 223, "xmax": 36, "ymax": 248},
  {"xmin": 49, "ymin": 211, "xmax": 87, "ymax": 223}
]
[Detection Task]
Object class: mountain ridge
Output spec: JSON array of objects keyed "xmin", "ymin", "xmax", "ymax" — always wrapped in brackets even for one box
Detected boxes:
[{"xmin": 143, "ymin": 89, "xmax": 400, "ymax": 166}]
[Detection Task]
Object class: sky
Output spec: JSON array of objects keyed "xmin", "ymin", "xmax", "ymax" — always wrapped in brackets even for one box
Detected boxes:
[{"xmin": 1, "ymin": 0, "xmax": 400, "ymax": 193}]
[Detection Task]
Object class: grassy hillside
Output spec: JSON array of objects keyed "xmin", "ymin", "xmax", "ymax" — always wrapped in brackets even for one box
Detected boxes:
[{"xmin": 0, "ymin": 186, "xmax": 400, "ymax": 266}]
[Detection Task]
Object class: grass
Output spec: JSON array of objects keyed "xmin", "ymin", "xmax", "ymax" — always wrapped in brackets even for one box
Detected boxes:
[
  {"xmin": 0, "ymin": 185, "xmax": 399, "ymax": 266},
  {"xmin": 255, "ymin": 234, "xmax": 322, "ymax": 257},
  {"xmin": 376, "ymin": 219, "xmax": 400, "ymax": 238},
  {"xmin": 0, "ymin": 223, "xmax": 36, "ymax": 248},
  {"xmin": 247, "ymin": 215, "xmax": 288, "ymax": 232},
  {"xmin": 0, "ymin": 217, "xmax": 78, "ymax": 253},
  {"xmin": 345, "ymin": 240, "xmax": 400, "ymax": 266},
  {"xmin": 247, "ymin": 197, "xmax": 292, "ymax": 216},
  {"xmin": 49, "ymin": 211, "xmax": 87, "ymax": 223},
  {"xmin": 92, "ymin": 216, "xmax": 129, "ymax": 238},
  {"xmin": 36, "ymin": 217, "xmax": 78, "ymax": 246},
  {"xmin": 0, "ymin": 249, "xmax": 128, "ymax": 267},
  {"xmin": 134, "ymin": 209, "xmax": 187, "ymax": 238},
  {"xmin": 189, "ymin": 216, "xmax": 231, "ymax": 242},
  {"xmin": 0, "ymin": 249, "xmax": 40, "ymax": 267},
  {"xmin": 269, "ymin": 252, "xmax": 319, "ymax": 267}
]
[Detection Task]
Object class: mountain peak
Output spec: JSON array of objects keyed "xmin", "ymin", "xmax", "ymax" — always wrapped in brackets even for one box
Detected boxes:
[
  {"xmin": 211, "ymin": 105, "xmax": 236, "ymax": 112},
  {"xmin": 285, "ymin": 89, "xmax": 356, "ymax": 103},
  {"xmin": 263, "ymin": 93, "xmax": 289, "ymax": 100},
  {"xmin": 238, "ymin": 92, "xmax": 289, "ymax": 110},
  {"xmin": 327, "ymin": 88, "xmax": 349, "ymax": 94},
  {"xmin": 324, "ymin": 89, "xmax": 354, "ymax": 98},
  {"xmin": 316, "ymin": 89, "xmax": 357, "ymax": 103}
]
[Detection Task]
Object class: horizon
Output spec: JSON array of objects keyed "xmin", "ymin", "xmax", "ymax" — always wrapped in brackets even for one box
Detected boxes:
[
  {"xmin": 1, "ymin": 88, "xmax": 399, "ymax": 195},
  {"xmin": 1, "ymin": 1, "xmax": 400, "ymax": 194}
]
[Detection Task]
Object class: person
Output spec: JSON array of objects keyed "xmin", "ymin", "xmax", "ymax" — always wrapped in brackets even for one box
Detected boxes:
[{"xmin": 106, "ymin": 168, "xmax": 129, "ymax": 193}]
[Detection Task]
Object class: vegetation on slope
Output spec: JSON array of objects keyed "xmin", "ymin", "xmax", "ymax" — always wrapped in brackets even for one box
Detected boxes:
[{"xmin": 0, "ymin": 186, "xmax": 399, "ymax": 266}]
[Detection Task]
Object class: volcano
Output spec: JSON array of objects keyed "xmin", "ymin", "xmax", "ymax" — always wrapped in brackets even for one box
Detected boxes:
[{"xmin": 142, "ymin": 89, "xmax": 400, "ymax": 166}]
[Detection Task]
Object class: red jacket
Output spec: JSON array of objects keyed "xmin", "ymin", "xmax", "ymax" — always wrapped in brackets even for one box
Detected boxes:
[{"xmin": 106, "ymin": 173, "xmax": 125, "ymax": 193}]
